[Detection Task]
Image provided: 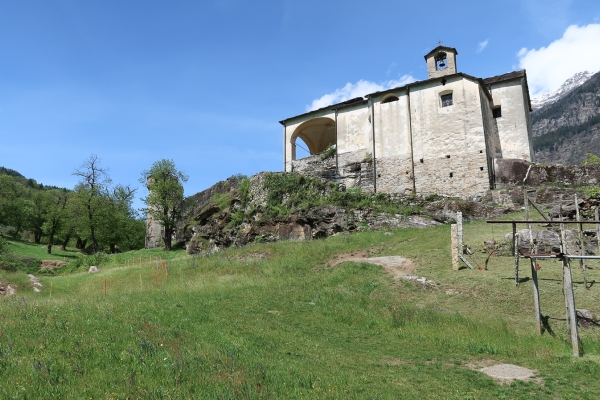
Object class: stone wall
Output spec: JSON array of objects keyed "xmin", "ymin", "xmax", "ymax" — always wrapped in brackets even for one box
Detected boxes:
[
  {"xmin": 292, "ymin": 150, "xmax": 491, "ymax": 199},
  {"xmin": 413, "ymin": 152, "xmax": 491, "ymax": 199},
  {"xmin": 376, "ymin": 155, "xmax": 414, "ymax": 194},
  {"xmin": 495, "ymin": 159, "xmax": 600, "ymax": 187},
  {"xmin": 291, "ymin": 150, "xmax": 376, "ymax": 192}
]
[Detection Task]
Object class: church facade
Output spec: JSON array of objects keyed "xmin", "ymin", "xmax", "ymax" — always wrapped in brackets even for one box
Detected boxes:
[{"xmin": 279, "ymin": 46, "xmax": 534, "ymax": 199}]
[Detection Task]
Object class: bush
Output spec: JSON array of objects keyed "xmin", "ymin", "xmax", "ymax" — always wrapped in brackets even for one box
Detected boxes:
[
  {"xmin": 78, "ymin": 252, "xmax": 108, "ymax": 268},
  {"xmin": 582, "ymin": 153, "xmax": 600, "ymax": 166},
  {"xmin": 320, "ymin": 144, "xmax": 336, "ymax": 160},
  {"xmin": 0, "ymin": 253, "xmax": 41, "ymax": 273},
  {"xmin": 0, "ymin": 237, "xmax": 8, "ymax": 254}
]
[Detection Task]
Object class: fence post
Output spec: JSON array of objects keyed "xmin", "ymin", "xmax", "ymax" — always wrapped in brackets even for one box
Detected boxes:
[{"xmin": 451, "ymin": 224, "xmax": 459, "ymax": 270}]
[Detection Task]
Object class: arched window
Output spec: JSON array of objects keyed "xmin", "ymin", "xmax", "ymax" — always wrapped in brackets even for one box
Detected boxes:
[{"xmin": 381, "ymin": 95, "xmax": 400, "ymax": 104}]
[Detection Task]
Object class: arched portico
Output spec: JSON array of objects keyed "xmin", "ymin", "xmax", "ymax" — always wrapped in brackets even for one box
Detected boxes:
[{"xmin": 290, "ymin": 117, "xmax": 335, "ymax": 160}]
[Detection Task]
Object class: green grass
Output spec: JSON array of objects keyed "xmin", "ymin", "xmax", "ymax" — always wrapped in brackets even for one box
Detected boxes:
[
  {"xmin": 1, "ymin": 217, "xmax": 600, "ymax": 398},
  {"xmin": 4, "ymin": 239, "xmax": 80, "ymax": 262}
]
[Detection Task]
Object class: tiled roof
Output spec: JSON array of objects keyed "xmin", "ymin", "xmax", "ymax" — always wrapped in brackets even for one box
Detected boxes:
[{"xmin": 483, "ymin": 70, "xmax": 526, "ymax": 84}]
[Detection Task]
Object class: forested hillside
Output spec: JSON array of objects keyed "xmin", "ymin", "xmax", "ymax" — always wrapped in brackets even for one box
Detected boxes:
[
  {"xmin": 0, "ymin": 157, "xmax": 145, "ymax": 254},
  {"xmin": 532, "ymin": 71, "xmax": 600, "ymax": 164}
]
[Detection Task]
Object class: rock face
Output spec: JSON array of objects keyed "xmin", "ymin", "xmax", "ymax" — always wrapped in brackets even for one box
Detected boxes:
[
  {"xmin": 173, "ymin": 172, "xmax": 511, "ymax": 255},
  {"xmin": 149, "ymin": 168, "xmax": 600, "ymax": 256}
]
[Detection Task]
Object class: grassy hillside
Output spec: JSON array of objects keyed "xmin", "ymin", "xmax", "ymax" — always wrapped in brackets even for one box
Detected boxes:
[{"xmin": 1, "ymin": 216, "xmax": 600, "ymax": 398}]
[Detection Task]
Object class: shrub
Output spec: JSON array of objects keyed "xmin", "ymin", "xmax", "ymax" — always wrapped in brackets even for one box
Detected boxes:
[
  {"xmin": 320, "ymin": 144, "xmax": 336, "ymax": 160},
  {"xmin": 0, "ymin": 237, "xmax": 7, "ymax": 254},
  {"xmin": 582, "ymin": 153, "xmax": 600, "ymax": 166}
]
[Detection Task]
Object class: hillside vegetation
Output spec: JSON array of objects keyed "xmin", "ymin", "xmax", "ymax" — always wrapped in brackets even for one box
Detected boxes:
[
  {"xmin": 0, "ymin": 157, "xmax": 145, "ymax": 255},
  {"xmin": 1, "ymin": 216, "xmax": 600, "ymax": 398}
]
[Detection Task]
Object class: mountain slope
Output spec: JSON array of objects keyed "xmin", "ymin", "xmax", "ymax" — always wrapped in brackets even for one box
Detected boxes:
[
  {"xmin": 532, "ymin": 71, "xmax": 600, "ymax": 165},
  {"xmin": 531, "ymin": 71, "xmax": 594, "ymax": 110}
]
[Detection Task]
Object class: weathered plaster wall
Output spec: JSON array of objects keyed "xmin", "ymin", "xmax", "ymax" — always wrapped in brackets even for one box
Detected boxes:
[
  {"xmin": 489, "ymin": 79, "xmax": 534, "ymax": 161},
  {"xmin": 373, "ymin": 91, "xmax": 411, "ymax": 158},
  {"xmin": 410, "ymin": 77, "xmax": 488, "ymax": 160},
  {"xmin": 336, "ymin": 104, "xmax": 372, "ymax": 155}
]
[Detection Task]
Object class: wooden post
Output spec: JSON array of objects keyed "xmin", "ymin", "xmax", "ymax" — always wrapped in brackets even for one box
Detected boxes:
[
  {"xmin": 154, "ymin": 270, "xmax": 158, "ymax": 286},
  {"xmin": 562, "ymin": 256, "xmax": 580, "ymax": 356},
  {"xmin": 513, "ymin": 222, "xmax": 519, "ymax": 285},
  {"xmin": 104, "ymin": 279, "xmax": 107, "ymax": 297},
  {"xmin": 525, "ymin": 191, "xmax": 542, "ymax": 334},
  {"xmin": 530, "ymin": 258, "xmax": 542, "ymax": 335},
  {"xmin": 575, "ymin": 195, "xmax": 589, "ymax": 287},
  {"xmin": 596, "ymin": 208, "xmax": 600, "ymax": 255},
  {"xmin": 559, "ymin": 217, "xmax": 570, "ymax": 333},
  {"xmin": 457, "ymin": 211, "xmax": 463, "ymax": 250},
  {"xmin": 451, "ymin": 224, "xmax": 459, "ymax": 270}
]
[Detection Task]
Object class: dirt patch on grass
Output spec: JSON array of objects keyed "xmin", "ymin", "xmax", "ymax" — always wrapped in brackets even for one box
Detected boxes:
[
  {"xmin": 383, "ymin": 359, "xmax": 407, "ymax": 366},
  {"xmin": 231, "ymin": 251, "xmax": 271, "ymax": 262},
  {"xmin": 320, "ymin": 252, "xmax": 416, "ymax": 279},
  {"xmin": 467, "ymin": 361, "xmax": 542, "ymax": 385},
  {"xmin": 40, "ymin": 260, "xmax": 69, "ymax": 270}
]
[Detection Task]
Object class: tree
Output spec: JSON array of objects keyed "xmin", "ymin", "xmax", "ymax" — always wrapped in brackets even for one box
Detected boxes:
[
  {"xmin": 140, "ymin": 159, "xmax": 188, "ymax": 250},
  {"xmin": 71, "ymin": 155, "xmax": 112, "ymax": 253},
  {"xmin": 42, "ymin": 192, "xmax": 68, "ymax": 254},
  {"xmin": 26, "ymin": 191, "xmax": 51, "ymax": 244},
  {"xmin": 0, "ymin": 175, "xmax": 17, "ymax": 226}
]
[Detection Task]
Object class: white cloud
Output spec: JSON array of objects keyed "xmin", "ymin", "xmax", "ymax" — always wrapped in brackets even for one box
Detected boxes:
[
  {"xmin": 476, "ymin": 39, "xmax": 489, "ymax": 53},
  {"xmin": 386, "ymin": 62, "xmax": 397, "ymax": 77},
  {"xmin": 306, "ymin": 75, "xmax": 415, "ymax": 111},
  {"xmin": 518, "ymin": 23, "xmax": 600, "ymax": 95}
]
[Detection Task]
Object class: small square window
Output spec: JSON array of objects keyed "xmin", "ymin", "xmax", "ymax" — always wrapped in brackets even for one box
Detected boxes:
[
  {"xmin": 441, "ymin": 93, "xmax": 453, "ymax": 107},
  {"xmin": 493, "ymin": 107, "xmax": 502, "ymax": 118}
]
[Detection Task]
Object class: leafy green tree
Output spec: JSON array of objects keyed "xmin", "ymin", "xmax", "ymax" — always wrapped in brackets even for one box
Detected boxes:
[
  {"xmin": 140, "ymin": 159, "xmax": 188, "ymax": 250},
  {"xmin": 7, "ymin": 198, "xmax": 32, "ymax": 238},
  {"xmin": 96, "ymin": 184, "xmax": 142, "ymax": 253},
  {"xmin": 42, "ymin": 192, "xmax": 68, "ymax": 254},
  {"xmin": 26, "ymin": 191, "xmax": 52, "ymax": 244},
  {"xmin": 0, "ymin": 175, "xmax": 17, "ymax": 226}
]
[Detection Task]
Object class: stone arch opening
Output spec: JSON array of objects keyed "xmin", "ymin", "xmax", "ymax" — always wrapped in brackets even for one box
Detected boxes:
[{"xmin": 290, "ymin": 117, "xmax": 336, "ymax": 160}]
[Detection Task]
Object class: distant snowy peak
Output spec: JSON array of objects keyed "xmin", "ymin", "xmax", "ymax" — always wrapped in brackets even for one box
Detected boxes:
[{"xmin": 531, "ymin": 71, "xmax": 595, "ymax": 110}]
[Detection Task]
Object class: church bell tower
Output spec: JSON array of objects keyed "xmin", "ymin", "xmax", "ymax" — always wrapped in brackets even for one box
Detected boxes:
[{"xmin": 424, "ymin": 46, "xmax": 458, "ymax": 79}]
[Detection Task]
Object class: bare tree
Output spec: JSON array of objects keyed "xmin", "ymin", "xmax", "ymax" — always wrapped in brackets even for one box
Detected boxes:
[{"xmin": 72, "ymin": 155, "xmax": 112, "ymax": 253}]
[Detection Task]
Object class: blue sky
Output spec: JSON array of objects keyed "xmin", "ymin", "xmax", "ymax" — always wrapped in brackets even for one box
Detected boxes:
[{"xmin": 1, "ymin": 0, "xmax": 600, "ymax": 208}]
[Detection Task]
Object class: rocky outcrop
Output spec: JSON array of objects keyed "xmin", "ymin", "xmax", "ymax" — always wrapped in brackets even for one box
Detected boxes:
[{"xmin": 178, "ymin": 172, "xmax": 515, "ymax": 255}]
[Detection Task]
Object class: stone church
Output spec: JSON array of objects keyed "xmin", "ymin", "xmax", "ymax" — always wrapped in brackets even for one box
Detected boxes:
[{"xmin": 279, "ymin": 45, "xmax": 534, "ymax": 199}]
